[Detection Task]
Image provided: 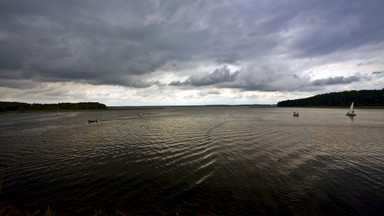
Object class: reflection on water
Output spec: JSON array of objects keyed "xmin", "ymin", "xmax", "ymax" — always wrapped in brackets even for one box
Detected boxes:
[
  {"xmin": 348, "ymin": 115, "xmax": 355, "ymax": 122},
  {"xmin": 0, "ymin": 164, "xmax": 4, "ymax": 193},
  {"xmin": 0, "ymin": 107, "xmax": 384, "ymax": 215}
]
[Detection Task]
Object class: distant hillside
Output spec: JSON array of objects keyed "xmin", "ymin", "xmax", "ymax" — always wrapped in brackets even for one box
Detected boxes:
[
  {"xmin": 0, "ymin": 101, "xmax": 107, "ymax": 112},
  {"xmin": 277, "ymin": 89, "xmax": 384, "ymax": 107}
]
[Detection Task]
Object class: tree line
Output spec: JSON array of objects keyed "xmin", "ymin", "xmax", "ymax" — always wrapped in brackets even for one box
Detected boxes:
[
  {"xmin": 0, "ymin": 101, "xmax": 107, "ymax": 112},
  {"xmin": 277, "ymin": 89, "xmax": 384, "ymax": 107}
]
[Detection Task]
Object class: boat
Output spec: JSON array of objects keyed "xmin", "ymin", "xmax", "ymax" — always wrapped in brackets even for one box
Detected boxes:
[
  {"xmin": 346, "ymin": 101, "xmax": 356, "ymax": 117},
  {"xmin": 293, "ymin": 111, "xmax": 299, "ymax": 117},
  {"xmin": 87, "ymin": 119, "xmax": 98, "ymax": 124}
]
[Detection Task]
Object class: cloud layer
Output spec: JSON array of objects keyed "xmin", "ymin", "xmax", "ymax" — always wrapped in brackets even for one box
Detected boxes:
[{"xmin": 0, "ymin": 0, "xmax": 383, "ymax": 105}]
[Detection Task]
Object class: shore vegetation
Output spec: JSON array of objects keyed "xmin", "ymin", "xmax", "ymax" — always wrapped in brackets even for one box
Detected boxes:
[
  {"xmin": 277, "ymin": 89, "xmax": 384, "ymax": 107},
  {"xmin": 0, "ymin": 102, "xmax": 107, "ymax": 112}
]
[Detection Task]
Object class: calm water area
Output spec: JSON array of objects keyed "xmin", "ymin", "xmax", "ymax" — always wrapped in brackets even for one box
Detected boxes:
[{"xmin": 0, "ymin": 107, "xmax": 383, "ymax": 215}]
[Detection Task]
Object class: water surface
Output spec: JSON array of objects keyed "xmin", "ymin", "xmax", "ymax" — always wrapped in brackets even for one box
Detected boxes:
[{"xmin": 1, "ymin": 107, "xmax": 383, "ymax": 215}]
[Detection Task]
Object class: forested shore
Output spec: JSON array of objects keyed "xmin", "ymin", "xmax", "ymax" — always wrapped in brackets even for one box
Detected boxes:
[
  {"xmin": 0, "ymin": 101, "xmax": 107, "ymax": 112},
  {"xmin": 277, "ymin": 89, "xmax": 384, "ymax": 107}
]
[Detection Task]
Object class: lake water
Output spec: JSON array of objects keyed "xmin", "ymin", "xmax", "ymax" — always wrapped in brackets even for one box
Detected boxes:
[{"xmin": 1, "ymin": 107, "xmax": 383, "ymax": 215}]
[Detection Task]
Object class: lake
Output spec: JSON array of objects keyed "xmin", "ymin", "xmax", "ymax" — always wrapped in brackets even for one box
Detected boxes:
[{"xmin": 1, "ymin": 107, "xmax": 383, "ymax": 215}]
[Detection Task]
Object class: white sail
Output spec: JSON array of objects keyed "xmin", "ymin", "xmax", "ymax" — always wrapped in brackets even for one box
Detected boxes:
[
  {"xmin": 346, "ymin": 101, "xmax": 356, "ymax": 116},
  {"xmin": 349, "ymin": 101, "xmax": 354, "ymax": 113}
]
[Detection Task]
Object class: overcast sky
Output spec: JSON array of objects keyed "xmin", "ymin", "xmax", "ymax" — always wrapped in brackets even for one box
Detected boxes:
[{"xmin": 1, "ymin": 0, "xmax": 383, "ymax": 106}]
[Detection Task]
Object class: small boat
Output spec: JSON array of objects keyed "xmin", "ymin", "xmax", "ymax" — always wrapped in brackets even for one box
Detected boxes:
[
  {"xmin": 88, "ymin": 119, "xmax": 98, "ymax": 124},
  {"xmin": 346, "ymin": 101, "xmax": 356, "ymax": 117},
  {"xmin": 293, "ymin": 111, "xmax": 299, "ymax": 117}
]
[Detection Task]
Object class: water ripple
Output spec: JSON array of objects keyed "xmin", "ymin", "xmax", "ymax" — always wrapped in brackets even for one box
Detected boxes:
[{"xmin": 1, "ymin": 108, "xmax": 384, "ymax": 215}]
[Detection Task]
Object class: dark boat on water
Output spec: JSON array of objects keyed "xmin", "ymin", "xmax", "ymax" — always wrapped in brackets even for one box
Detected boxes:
[{"xmin": 87, "ymin": 119, "xmax": 98, "ymax": 124}]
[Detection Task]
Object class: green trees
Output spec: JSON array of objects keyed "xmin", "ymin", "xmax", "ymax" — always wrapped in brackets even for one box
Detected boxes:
[
  {"xmin": 277, "ymin": 89, "xmax": 384, "ymax": 107},
  {"xmin": 0, "ymin": 102, "xmax": 30, "ymax": 112},
  {"xmin": 0, "ymin": 102, "xmax": 107, "ymax": 112}
]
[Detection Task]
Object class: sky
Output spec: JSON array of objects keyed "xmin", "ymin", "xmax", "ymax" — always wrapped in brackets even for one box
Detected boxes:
[{"xmin": 0, "ymin": 0, "xmax": 383, "ymax": 106}]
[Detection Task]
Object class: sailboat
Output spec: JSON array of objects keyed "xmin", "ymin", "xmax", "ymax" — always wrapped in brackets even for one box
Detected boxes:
[{"xmin": 346, "ymin": 101, "xmax": 356, "ymax": 117}]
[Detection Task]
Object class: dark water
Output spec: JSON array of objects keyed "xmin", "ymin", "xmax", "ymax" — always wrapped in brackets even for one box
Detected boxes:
[{"xmin": 1, "ymin": 107, "xmax": 384, "ymax": 215}]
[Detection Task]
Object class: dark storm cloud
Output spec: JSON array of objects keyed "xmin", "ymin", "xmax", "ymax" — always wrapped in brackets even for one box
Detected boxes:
[
  {"xmin": 0, "ymin": 0, "xmax": 383, "ymax": 91},
  {"xmin": 372, "ymin": 71, "xmax": 384, "ymax": 76},
  {"xmin": 169, "ymin": 66, "xmax": 239, "ymax": 87},
  {"xmin": 285, "ymin": 0, "xmax": 384, "ymax": 57},
  {"xmin": 0, "ymin": 0, "xmax": 205, "ymax": 87},
  {"xmin": 311, "ymin": 76, "xmax": 361, "ymax": 86},
  {"xmin": 222, "ymin": 70, "xmax": 367, "ymax": 92}
]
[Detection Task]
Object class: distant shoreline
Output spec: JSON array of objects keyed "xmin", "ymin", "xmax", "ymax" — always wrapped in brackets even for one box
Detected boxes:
[
  {"xmin": 107, "ymin": 107, "xmax": 165, "ymax": 110},
  {"xmin": 1, "ymin": 105, "xmax": 383, "ymax": 113},
  {"xmin": 0, "ymin": 109, "xmax": 107, "ymax": 114},
  {"xmin": 0, "ymin": 101, "xmax": 107, "ymax": 112},
  {"xmin": 276, "ymin": 106, "xmax": 384, "ymax": 109},
  {"xmin": 277, "ymin": 89, "xmax": 384, "ymax": 107}
]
